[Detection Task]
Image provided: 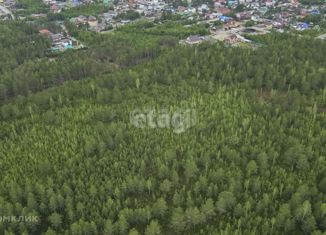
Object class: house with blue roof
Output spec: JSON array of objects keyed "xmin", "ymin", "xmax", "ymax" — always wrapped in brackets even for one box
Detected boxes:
[
  {"xmin": 219, "ymin": 15, "xmax": 232, "ymax": 22},
  {"xmin": 295, "ymin": 22, "xmax": 310, "ymax": 31}
]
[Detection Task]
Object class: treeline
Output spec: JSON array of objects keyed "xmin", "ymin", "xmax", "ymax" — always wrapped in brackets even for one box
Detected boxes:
[
  {"xmin": 117, "ymin": 20, "xmax": 209, "ymax": 39},
  {"xmin": 1, "ymin": 32, "xmax": 326, "ymax": 119},
  {"xmin": 116, "ymin": 11, "xmax": 141, "ymax": 21},
  {"xmin": 15, "ymin": 0, "xmax": 49, "ymax": 15},
  {"xmin": 60, "ymin": 3, "xmax": 111, "ymax": 18},
  {"xmin": 0, "ymin": 22, "xmax": 50, "ymax": 74},
  {"xmin": 300, "ymin": 0, "xmax": 324, "ymax": 5},
  {"xmin": 0, "ymin": 21, "xmax": 182, "ymax": 104}
]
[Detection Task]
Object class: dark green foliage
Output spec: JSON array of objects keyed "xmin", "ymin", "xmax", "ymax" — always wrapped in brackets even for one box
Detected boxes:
[
  {"xmin": 300, "ymin": 0, "xmax": 324, "ymax": 5},
  {"xmin": 16, "ymin": 0, "xmax": 49, "ymax": 15},
  {"xmin": 61, "ymin": 3, "xmax": 110, "ymax": 18},
  {"xmin": 116, "ymin": 11, "xmax": 141, "ymax": 21},
  {"xmin": 245, "ymin": 20, "xmax": 255, "ymax": 27},
  {"xmin": 0, "ymin": 20, "xmax": 325, "ymax": 235},
  {"xmin": 0, "ymin": 21, "xmax": 182, "ymax": 104}
]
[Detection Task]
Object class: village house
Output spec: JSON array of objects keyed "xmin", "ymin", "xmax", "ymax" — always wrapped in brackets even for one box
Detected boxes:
[
  {"xmin": 224, "ymin": 34, "xmax": 241, "ymax": 45},
  {"xmin": 51, "ymin": 4, "xmax": 61, "ymax": 13},
  {"xmin": 215, "ymin": 6, "xmax": 231, "ymax": 15},
  {"xmin": 317, "ymin": 34, "xmax": 326, "ymax": 40},
  {"xmin": 294, "ymin": 22, "xmax": 310, "ymax": 31},
  {"xmin": 100, "ymin": 11, "xmax": 117, "ymax": 23},
  {"xmin": 31, "ymin": 13, "xmax": 47, "ymax": 19},
  {"xmin": 2, "ymin": 0, "xmax": 15, "ymax": 7},
  {"xmin": 88, "ymin": 15, "xmax": 98, "ymax": 28},
  {"xmin": 214, "ymin": 0, "xmax": 227, "ymax": 6},
  {"xmin": 218, "ymin": 15, "xmax": 232, "ymax": 22},
  {"xmin": 39, "ymin": 29, "xmax": 82, "ymax": 52},
  {"xmin": 184, "ymin": 35, "xmax": 206, "ymax": 45},
  {"xmin": 236, "ymin": 11, "xmax": 253, "ymax": 20},
  {"xmin": 265, "ymin": 0, "xmax": 275, "ymax": 8},
  {"xmin": 224, "ymin": 21, "xmax": 240, "ymax": 30}
]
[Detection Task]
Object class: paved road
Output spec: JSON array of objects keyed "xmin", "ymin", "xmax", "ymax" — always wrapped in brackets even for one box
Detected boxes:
[{"xmin": 0, "ymin": 5, "xmax": 15, "ymax": 20}]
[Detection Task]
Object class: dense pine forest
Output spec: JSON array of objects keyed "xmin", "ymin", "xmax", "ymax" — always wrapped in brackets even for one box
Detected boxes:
[{"xmin": 0, "ymin": 19, "xmax": 326, "ymax": 235}]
